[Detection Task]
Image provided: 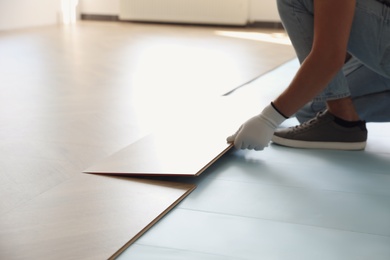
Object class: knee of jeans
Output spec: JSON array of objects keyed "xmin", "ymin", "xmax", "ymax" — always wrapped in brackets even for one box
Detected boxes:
[
  {"xmin": 380, "ymin": 46, "xmax": 390, "ymax": 77},
  {"xmin": 296, "ymin": 102, "xmax": 326, "ymax": 123},
  {"xmin": 295, "ymin": 109, "xmax": 312, "ymax": 124}
]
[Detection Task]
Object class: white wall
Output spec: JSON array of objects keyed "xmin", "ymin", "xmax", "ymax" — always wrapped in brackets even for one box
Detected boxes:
[
  {"xmin": 78, "ymin": 0, "xmax": 281, "ymax": 22},
  {"xmin": 249, "ymin": 0, "xmax": 280, "ymax": 22},
  {"xmin": 0, "ymin": 0, "xmax": 279, "ymax": 31},
  {"xmin": 0, "ymin": 0, "xmax": 61, "ymax": 31},
  {"xmin": 80, "ymin": 0, "xmax": 120, "ymax": 15}
]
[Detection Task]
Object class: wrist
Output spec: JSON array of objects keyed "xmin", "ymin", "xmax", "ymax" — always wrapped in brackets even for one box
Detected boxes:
[
  {"xmin": 261, "ymin": 103, "xmax": 287, "ymax": 127},
  {"xmin": 271, "ymin": 102, "xmax": 289, "ymax": 119}
]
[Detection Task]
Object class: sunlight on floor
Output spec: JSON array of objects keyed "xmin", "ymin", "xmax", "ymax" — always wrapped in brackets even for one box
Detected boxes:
[{"xmin": 215, "ymin": 31, "xmax": 292, "ymax": 46}]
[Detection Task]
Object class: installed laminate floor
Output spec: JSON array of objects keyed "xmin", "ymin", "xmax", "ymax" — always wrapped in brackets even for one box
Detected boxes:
[
  {"xmin": 0, "ymin": 21, "xmax": 295, "ymax": 259},
  {"xmin": 2, "ymin": 19, "xmax": 389, "ymax": 260},
  {"xmin": 118, "ymin": 60, "xmax": 390, "ymax": 259},
  {"xmin": 0, "ymin": 176, "xmax": 195, "ymax": 259}
]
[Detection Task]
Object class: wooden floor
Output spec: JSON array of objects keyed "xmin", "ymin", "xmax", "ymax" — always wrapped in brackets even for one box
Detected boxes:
[
  {"xmin": 0, "ymin": 21, "xmax": 295, "ymax": 259},
  {"xmin": 2, "ymin": 20, "xmax": 390, "ymax": 260}
]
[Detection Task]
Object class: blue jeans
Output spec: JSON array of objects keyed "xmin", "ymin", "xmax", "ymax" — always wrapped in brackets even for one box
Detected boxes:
[{"xmin": 277, "ymin": 0, "xmax": 390, "ymax": 122}]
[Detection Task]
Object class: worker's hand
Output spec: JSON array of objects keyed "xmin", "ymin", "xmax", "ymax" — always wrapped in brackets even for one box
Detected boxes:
[{"xmin": 227, "ymin": 104, "xmax": 286, "ymax": 150}]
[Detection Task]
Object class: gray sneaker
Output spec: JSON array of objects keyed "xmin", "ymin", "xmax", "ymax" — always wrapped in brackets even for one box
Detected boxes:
[{"xmin": 272, "ymin": 110, "xmax": 367, "ymax": 150}]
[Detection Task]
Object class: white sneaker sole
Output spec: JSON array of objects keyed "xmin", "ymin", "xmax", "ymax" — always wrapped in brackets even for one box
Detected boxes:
[{"xmin": 272, "ymin": 135, "xmax": 366, "ymax": 151}]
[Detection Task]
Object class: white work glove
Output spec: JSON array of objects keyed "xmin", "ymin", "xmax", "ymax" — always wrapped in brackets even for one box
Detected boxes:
[{"xmin": 227, "ymin": 103, "xmax": 286, "ymax": 150}]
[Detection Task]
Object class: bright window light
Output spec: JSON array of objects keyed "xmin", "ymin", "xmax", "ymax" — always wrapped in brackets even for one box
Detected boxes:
[{"xmin": 61, "ymin": 0, "xmax": 79, "ymax": 24}]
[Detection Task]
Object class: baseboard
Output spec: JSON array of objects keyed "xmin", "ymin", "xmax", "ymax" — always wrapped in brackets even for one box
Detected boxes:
[
  {"xmin": 81, "ymin": 14, "xmax": 119, "ymax": 21},
  {"xmin": 248, "ymin": 21, "xmax": 284, "ymax": 29},
  {"xmin": 80, "ymin": 14, "xmax": 284, "ymax": 30}
]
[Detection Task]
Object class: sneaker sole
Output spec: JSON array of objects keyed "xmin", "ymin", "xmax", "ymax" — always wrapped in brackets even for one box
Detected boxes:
[{"xmin": 272, "ymin": 135, "xmax": 366, "ymax": 151}]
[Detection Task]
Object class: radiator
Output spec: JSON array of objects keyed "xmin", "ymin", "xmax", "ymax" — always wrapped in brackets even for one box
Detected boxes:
[{"xmin": 119, "ymin": 0, "xmax": 249, "ymax": 26}]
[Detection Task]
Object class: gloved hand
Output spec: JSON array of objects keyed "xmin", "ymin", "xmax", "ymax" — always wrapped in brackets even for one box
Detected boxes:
[{"xmin": 227, "ymin": 103, "xmax": 286, "ymax": 150}]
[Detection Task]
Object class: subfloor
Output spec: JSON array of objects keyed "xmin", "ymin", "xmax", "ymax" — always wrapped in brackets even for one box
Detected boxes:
[
  {"xmin": 119, "ymin": 60, "xmax": 390, "ymax": 259},
  {"xmin": 1, "ymin": 21, "xmax": 390, "ymax": 259}
]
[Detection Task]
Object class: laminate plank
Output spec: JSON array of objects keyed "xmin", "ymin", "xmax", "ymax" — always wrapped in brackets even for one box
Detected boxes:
[
  {"xmin": 0, "ymin": 174, "xmax": 195, "ymax": 260},
  {"xmin": 83, "ymin": 96, "xmax": 241, "ymax": 176},
  {"xmin": 82, "ymin": 59, "xmax": 298, "ymax": 177},
  {"xmin": 84, "ymin": 133, "xmax": 233, "ymax": 176}
]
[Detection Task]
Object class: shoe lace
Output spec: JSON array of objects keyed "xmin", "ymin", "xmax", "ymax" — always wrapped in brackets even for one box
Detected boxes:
[{"xmin": 291, "ymin": 111, "xmax": 324, "ymax": 132}]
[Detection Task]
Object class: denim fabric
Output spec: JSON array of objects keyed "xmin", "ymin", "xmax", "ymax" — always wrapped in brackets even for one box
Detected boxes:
[
  {"xmin": 277, "ymin": 0, "xmax": 390, "ymax": 122},
  {"xmin": 377, "ymin": 0, "xmax": 390, "ymax": 7},
  {"xmin": 296, "ymin": 57, "xmax": 390, "ymax": 122}
]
